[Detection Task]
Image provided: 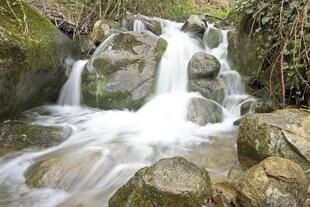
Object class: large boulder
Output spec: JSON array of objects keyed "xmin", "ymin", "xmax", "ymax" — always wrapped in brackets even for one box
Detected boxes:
[
  {"xmin": 190, "ymin": 79, "xmax": 226, "ymax": 104},
  {"xmin": 236, "ymin": 157, "xmax": 308, "ymax": 207},
  {"xmin": 109, "ymin": 157, "xmax": 212, "ymax": 207},
  {"xmin": 237, "ymin": 109, "xmax": 310, "ymax": 179},
  {"xmin": 181, "ymin": 14, "xmax": 206, "ymax": 35},
  {"xmin": 25, "ymin": 150, "xmax": 101, "ymax": 191},
  {"xmin": 187, "ymin": 97, "xmax": 223, "ymax": 126},
  {"xmin": 0, "ymin": 121, "xmax": 69, "ymax": 155},
  {"xmin": 82, "ymin": 31, "xmax": 167, "ymax": 110},
  {"xmin": 0, "ymin": 0, "xmax": 79, "ymax": 119},
  {"xmin": 188, "ymin": 52, "xmax": 221, "ymax": 79}
]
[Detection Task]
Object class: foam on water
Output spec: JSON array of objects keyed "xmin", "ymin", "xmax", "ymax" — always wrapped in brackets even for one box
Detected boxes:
[{"xmin": 0, "ymin": 19, "xmax": 253, "ymax": 207}]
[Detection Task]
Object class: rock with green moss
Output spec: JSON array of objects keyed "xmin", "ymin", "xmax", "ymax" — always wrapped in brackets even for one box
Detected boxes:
[
  {"xmin": 189, "ymin": 78, "xmax": 226, "ymax": 103},
  {"xmin": 82, "ymin": 31, "xmax": 167, "ymax": 110},
  {"xmin": 188, "ymin": 52, "xmax": 221, "ymax": 79},
  {"xmin": 109, "ymin": 157, "xmax": 212, "ymax": 207},
  {"xmin": 0, "ymin": 0, "xmax": 79, "ymax": 119},
  {"xmin": 0, "ymin": 120, "xmax": 69, "ymax": 155},
  {"xmin": 227, "ymin": 30, "xmax": 260, "ymax": 82},
  {"xmin": 237, "ymin": 109, "xmax": 310, "ymax": 179},
  {"xmin": 236, "ymin": 157, "xmax": 308, "ymax": 207},
  {"xmin": 25, "ymin": 149, "xmax": 101, "ymax": 191},
  {"xmin": 206, "ymin": 28, "xmax": 222, "ymax": 49},
  {"xmin": 187, "ymin": 97, "xmax": 223, "ymax": 125}
]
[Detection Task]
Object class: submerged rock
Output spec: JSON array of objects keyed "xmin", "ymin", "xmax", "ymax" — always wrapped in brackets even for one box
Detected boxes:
[
  {"xmin": 26, "ymin": 150, "xmax": 101, "ymax": 191},
  {"xmin": 187, "ymin": 97, "xmax": 223, "ymax": 125},
  {"xmin": 188, "ymin": 52, "xmax": 221, "ymax": 79},
  {"xmin": 0, "ymin": 121, "xmax": 69, "ymax": 155},
  {"xmin": 237, "ymin": 109, "xmax": 310, "ymax": 179},
  {"xmin": 189, "ymin": 79, "xmax": 226, "ymax": 103},
  {"xmin": 82, "ymin": 31, "xmax": 167, "ymax": 110},
  {"xmin": 109, "ymin": 157, "xmax": 212, "ymax": 207},
  {"xmin": 181, "ymin": 14, "xmax": 206, "ymax": 35},
  {"xmin": 0, "ymin": 0, "xmax": 79, "ymax": 119},
  {"xmin": 236, "ymin": 157, "xmax": 308, "ymax": 207}
]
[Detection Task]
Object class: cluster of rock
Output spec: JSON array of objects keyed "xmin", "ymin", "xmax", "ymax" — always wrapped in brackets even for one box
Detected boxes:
[
  {"xmin": 108, "ymin": 156, "xmax": 309, "ymax": 207},
  {"xmin": 107, "ymin": 108, "xmax": 310, "ymax": 207}
]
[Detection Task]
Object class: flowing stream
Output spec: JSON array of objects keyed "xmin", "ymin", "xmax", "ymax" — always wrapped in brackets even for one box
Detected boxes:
[{"xmin": 0, "ymin": 18, "xmax": 251, "ymax": 207}]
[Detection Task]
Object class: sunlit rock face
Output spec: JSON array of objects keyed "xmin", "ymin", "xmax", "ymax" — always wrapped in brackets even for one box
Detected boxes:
[
  {"xmin": 236, "ymin": 157, "xmax": 308, "ymax": 207},
  {"xmin": 109, "ymin": 157, "xmax": 212, "ymax": 207},
  {"xmin": 238, "ymin": 108, "xmax": 310, "ymax": 180}
]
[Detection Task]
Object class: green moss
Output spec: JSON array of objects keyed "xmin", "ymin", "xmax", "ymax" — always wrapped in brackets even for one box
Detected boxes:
[
  {"xmin": 0, "ymin": 0, "xmax": 78, "ymax": 119},
  {"xmin": 155, "ymin": 38, "xmax": 167, "ymax": 61}
]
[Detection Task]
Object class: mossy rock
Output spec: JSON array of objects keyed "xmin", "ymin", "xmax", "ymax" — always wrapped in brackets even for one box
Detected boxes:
[
  {"xmin": 82, "ymin": 31, "xmax": 167, "ymax": 110},
  {"xmin": 0, "ymin": 0, "xmax": 79, "ymax": 119},
  {"xmin": 109, "ymin": 157, "xmax": 212, "ymax": 207},
  {"xmin": 0, "ymin": 120, "xmax": 69, "ymax": 155}
]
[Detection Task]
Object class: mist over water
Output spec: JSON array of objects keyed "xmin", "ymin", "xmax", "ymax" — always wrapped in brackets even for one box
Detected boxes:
[{"xmin": 0, "ymin": 18, "xmax": 252, "ymax": 207}]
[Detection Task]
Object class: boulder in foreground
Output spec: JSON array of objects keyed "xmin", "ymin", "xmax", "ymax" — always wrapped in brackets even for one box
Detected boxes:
[{"xmin": 109, "ymin": 157, "xmax": 212, "ymax": 207}]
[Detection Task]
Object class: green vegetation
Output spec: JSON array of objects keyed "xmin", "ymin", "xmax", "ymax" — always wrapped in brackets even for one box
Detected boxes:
[{"xmin": 231, "ymin": 0, "xmax": 310, "ymax": 107}]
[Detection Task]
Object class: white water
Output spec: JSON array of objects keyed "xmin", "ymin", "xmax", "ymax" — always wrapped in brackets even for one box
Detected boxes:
[
  {"xmin": 58, "ymin": 60, "xmax": 88, "ymax": 106},
  {"xmin": 133, "ymin": 19, "xmax": 145, "ymax": 32},
  {"xmin": 156, "ymin": 20, "xmax": 202, "ymax": 94},
  {"xmin": 0, "ymin": 19, "xmax": 252, "ymax": 207}
]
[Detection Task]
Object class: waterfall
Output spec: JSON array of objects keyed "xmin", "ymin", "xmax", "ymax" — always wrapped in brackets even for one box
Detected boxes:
[
  {"xmin": 203, "ymin": 24, "xmax": 253, "ymax": 118},
  {"xmin": 133, "ymin": 19, "xmax": 145, "ymax": 32},
  {"xmin": 0, "ymin": 17, "xmax": 254, "ymax": 207},
  {"xmin": 58, "ymin": 60, "xmax": 88, "ymax": 106},
  {"xmin": 155, "ymin": 20, "xmax": 202, "ymax": 94}
]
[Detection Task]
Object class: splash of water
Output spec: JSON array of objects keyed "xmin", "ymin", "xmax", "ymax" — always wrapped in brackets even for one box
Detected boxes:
[{"xmin": 58, "ymin": 60, "xmax": 88, "ymax": 106}]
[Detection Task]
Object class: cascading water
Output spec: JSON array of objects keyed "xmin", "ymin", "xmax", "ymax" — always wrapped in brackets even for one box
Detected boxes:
[
  {"xmin": 0, "ymin": 18, "xmax": 253, "ymax": 207},
  {"xmin": 133, "ymin": 19, "xmax": 145, "ymax": 32},
  {"xmin": 58, "ymin": 60, "xmax": 88, "ymax": 106}
]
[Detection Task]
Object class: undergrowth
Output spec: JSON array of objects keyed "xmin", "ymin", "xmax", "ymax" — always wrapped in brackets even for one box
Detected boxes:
[{"xmin": 232, "ymin": 0, "xmax": 310, "ymax": 107}]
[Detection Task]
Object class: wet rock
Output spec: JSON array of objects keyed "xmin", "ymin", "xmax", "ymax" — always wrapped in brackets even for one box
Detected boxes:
[
  {"xmin": 189, "ymin": 79, "xmax": 226, "ymax": 103},
  {"xmin": 109, "ymin": 157, "xmax": 212, "ymax": 207},
  {"xmin": 25, "ymin": 150, "xmax": 101, "ymax": 191},
  {"xmin": 188, "ymin": 52, "xmax": 221, "ymax": 79},
  {"xmin": 237, "ymin": 109, "xmax": 310, "ymax": 179},
  {"xmin": 91, "ymin": 19, "xmax": 121, "ymax": 46},
  {"xmin": 240, "ymin": 100, "xmax": 256, "ymax": 116},
  {"xmin": 236, "ymin": 157, "xmax": 308, "ymax": 207},
  {"xmin": 187, "ymin": 97, "xmax": 223, "ymax": 125},
  {"xmin": 0, "ymin": 0, "xmax": 79, "ymax": 119},
  {"xmin": 0, "ymin": 121, "xmax": 69, "ymax": 155},
  {"xmin": 181, "ymin": 15, "xmax": 206, "ymax": 35},
  {"xmin": 82, "ymin": 31, "xmax": 167, "ymax": 110},
  {"xmin": 206, "ymin": 28, "xmax": 222, "ymax": 49}
]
